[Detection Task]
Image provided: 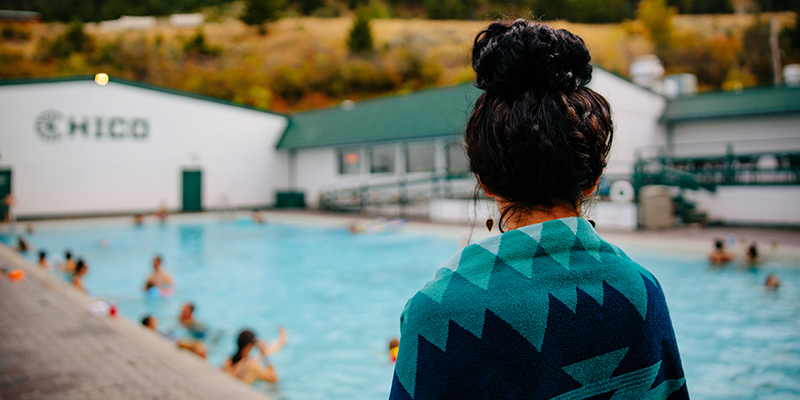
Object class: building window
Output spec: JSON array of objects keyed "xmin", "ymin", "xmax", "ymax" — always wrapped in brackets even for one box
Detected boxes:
[
  {"xmin": 339, "ymin": 146, "xmax": 361, "ymax": 174},
  {"xmin": 406, "ymin": 141, "xmax": 436, "ymax": 173},
  {"xmin": 447, "ymin": 142, "xmax": 469, "ymax": 177},
  {"xmin": 370, "ymin": 144, "xmax": 395, "ymax": 173}
]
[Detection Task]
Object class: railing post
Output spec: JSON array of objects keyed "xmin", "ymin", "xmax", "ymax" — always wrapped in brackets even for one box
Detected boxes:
[
  {"xmin": 359, "ymin": 185, "xmax": 368, "ymax": 214},
  {"xmin": 725, "ymin": 143, "xmax": 735, "ymax": 185},
  {"xmin": 399, "ymin": 178, "xmax": 407, "ymax": 219}
]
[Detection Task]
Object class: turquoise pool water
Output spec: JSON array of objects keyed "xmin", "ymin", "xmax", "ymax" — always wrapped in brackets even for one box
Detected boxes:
[{"xmin": 7, "ymin": 218, "xmax": 800, "ymax": 400}]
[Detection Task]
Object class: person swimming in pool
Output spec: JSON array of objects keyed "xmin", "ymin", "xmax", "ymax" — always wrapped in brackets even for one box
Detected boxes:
[
  {"xmin": 15, "ymin": 236, "xmax": 28, "ymax": 253},
  {"xmin": 709, "ymin": 239, "xmax": 734, "ymax": 266},
  {"xmin": 38, "ymin": 250, "xmax": 51, "ymax": 269},
  {"xmin": 144, "ymin": 255, "xmax": 174, "ymax": 292},
  {"xmin": 389, "ymin": 338, "xmax": 399, "ymax": 362},
  {"xmin": 252, "ymin": 210, "xmax": 266, "ymax": 224},
  {"xmin": 72, "ymin": 259, "xmax": 88, "ymax": 293},
  {"xmin": 154, "ymin": 202, "xmax": 169, "ymax": 222},
  {"xmin": 223, "ymin": 328, "xmax": 287, "ymax": 384},
  {"xmin": 60, "ymin": 250, "xmax": 77, "ymax": 273},
  {"xmin": 765, "ymin": 273, "xmax": 781, "ymax": 290},
  {"xmin": 745, "ymin": 242, "xmax": 759, "ymax": 267},
  {"xmin": 142, "ymin": 315, "xmax": 207, "ymax": 359},
  {"xmin": 179, "ymin": 302, "xmax": 208, "ymax": 339}
]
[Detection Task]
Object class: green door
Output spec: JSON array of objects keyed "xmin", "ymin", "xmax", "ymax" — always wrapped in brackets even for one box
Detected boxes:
[
  {"xmin": 0, "ymin": 170, "xmax": 11, "ymax": 221},
  {"xmin": 182, "ymin": 170, "xmax": 202, "ymax": 212}
]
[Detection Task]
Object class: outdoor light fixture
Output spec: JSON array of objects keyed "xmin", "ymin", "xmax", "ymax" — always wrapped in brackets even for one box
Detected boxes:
[{"xmin": 95, "ymin": 73, "xmax": 109, "ymax": 86}]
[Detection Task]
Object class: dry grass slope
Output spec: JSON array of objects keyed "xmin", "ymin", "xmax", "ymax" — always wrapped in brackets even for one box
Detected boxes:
[{"xmin": 1, "ymin": 12, "xmax": 795, "ymax": 111}]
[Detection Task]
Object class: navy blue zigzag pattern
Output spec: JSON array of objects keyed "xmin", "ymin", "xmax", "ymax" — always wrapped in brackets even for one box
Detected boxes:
[{"xmin": 389, "ymin": 274, "xmax": 688, "ymax": 399}]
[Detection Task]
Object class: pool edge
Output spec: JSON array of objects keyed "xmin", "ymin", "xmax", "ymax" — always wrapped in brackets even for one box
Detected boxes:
[{"xmin": 0, "ymin": 244, "xmax": 274, "ymax": 400}]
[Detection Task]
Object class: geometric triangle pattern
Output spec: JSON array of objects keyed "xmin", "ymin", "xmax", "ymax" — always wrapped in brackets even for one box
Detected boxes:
[{"xmin": 390, "ymin": 217, "xmax": 688, "ymax": 400}]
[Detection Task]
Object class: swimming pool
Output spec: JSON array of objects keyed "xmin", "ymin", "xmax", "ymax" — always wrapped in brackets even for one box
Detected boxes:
[{"xmin": 8, "ymin": 216, "xmax": 800, "ymax": 400}]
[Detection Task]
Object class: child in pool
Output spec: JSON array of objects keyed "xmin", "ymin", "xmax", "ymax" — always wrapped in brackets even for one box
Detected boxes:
[
  {"xmin": 72, "ymin": 260, "xmax": 88, "ymax": 293},
  {"xmin": 709, "ymin": 239, "xmax": 734, "ymax": 266},
  {"xmin": 142, "ymin": 315, "xmax": 207, "ymax": 359},
  {"xmin": 389, "ymin": 338, "xmax": 399, "ymax": 362}
]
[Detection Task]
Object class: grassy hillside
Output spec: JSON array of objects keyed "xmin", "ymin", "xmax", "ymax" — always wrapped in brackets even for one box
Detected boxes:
[{"xmin": 1, "ymin": 12, "xmax": 796, "ymax": 112}]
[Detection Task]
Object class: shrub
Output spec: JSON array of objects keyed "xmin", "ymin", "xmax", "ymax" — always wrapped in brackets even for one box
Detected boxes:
[
  {"xmin": 36, "ymin": 20, "xmax": 94, "ymax": 61},
  {"xmin": 183, "ymin": 30, "xmax": 222, "ymax": 58},
  {"xmin": 345, "ymin": 58, "xmax": 394, "ymax": 92},
  {"xmin": 660, "ymin": 32, "xmax": 741, "ymax": 89},
  {"xmin": 1, "ymin": 24, "xmax": 31, "ymax": 41},
  {"xmin": 295, "ymin": 0, "xmax": 324, "ymax": 15},
  {"xmin": 348, "ymin": 12, "xmax": 373, "ymax": 54},
  {"xmin": 241, "ymin": 0, "xmax": 286, "ymax": 34},
  {"xmin": 667, "ymin": 0, "xmax": 732, "ymax": 14}
]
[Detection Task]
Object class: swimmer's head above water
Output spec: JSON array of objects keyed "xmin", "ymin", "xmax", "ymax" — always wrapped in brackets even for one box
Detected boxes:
[
  {"xmin": 74, "ymin": 259, "xmax": 88, "ymax": 276},
  {"xmin": 232, "ymin": 329, "xmax": 257, "ymax": 365},
  {"xmin": 142, "ymin": 315, "xmax": 158, "ymax": 329}
]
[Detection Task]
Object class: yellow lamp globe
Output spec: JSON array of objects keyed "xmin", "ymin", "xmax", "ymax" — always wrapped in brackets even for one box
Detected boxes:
[{"xmin": 95, "ymin": 73, "xmax": 109, "ymax": 86}]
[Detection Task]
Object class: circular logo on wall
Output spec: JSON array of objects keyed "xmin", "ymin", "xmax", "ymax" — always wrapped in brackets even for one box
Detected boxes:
[{"xmin": 34, "ymin": 110, "xmax": 64, "ymax": 140}]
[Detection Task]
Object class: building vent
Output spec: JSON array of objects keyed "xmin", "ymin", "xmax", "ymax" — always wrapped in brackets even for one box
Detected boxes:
[
  {"xmin": 784, "ymin": 64, "xmax": 800, "ymax": 87},
  {"xmin": 629, "ymin": 55, "xmax": 664, "ymax": 93}
]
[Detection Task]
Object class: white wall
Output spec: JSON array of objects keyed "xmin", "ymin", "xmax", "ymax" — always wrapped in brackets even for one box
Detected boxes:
[
  {"xmin": 586, "ymin": 202, "xmax": 638, "ymax": 231},
  {"xmin": 429, "ymin": 198, "xmax": 638, "ymax": 231},
  {"xmin": 589, "ymin": 69, "xmax": 667, "ymax": 176},
  {"xmin": 0, "ymin": 80, "xmax": 288, "ymax": 217},
  {"xmin": 429, "ymin": 198, "xmax": 494, "ymax": 224},
  {"xmin": 683, "ymin": 186, "xmax": 800, "ymax": 225},
  {"xmin": 670, "ymin": 115, "xmax": 800, "ymax": 156},
  {"xmin": 294, "ymin": 140, "xmax": 451, "ymax": 208},
  {"xmin": 293, "ymin": 73, "xmax": 667, "ymax": 207}
]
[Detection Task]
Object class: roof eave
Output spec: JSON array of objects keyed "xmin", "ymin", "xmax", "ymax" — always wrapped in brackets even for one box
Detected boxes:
[
  {"xmin": 660, "ymin": 109, "xmax": 800, "ymax": 124},
  {"xmin": 0, "ymin": 75, "xmax": 288, "ymax": 118},
  {"xmin": 276, "ymin": 130, "xmax": 463, "ymax": 150}
]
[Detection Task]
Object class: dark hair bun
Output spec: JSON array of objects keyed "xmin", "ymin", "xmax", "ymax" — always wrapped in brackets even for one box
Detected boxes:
[{"xmin": 472, "ymin": 19, "xmax": 593, "ymax": 94}]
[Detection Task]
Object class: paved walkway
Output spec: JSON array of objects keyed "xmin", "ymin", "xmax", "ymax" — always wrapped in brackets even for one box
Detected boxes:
[{"xmin": 0, "ymin": 247, "xmax": 269, "ymax": 400}]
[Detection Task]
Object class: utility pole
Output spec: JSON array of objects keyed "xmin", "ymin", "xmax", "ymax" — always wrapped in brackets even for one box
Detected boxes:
[{"xmin": 770, "ymin": 16, "xmax": 782, "ymax": 86}]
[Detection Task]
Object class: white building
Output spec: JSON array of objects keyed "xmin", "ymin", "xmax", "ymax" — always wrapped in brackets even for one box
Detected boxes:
[
  {"xmin": 654, "ymin": 85, "xmax": 800, "ymax": 226},
  {"xmin": 2, "ymin": 70, "xmax": 798, "ymax": 228},
  {"xmin": 0, "ymin": 76, "xmax": 288, "ymax": 219},
  {"xmin": 278, "ymin": 67, "xmax": 664, "ymax": 228}
]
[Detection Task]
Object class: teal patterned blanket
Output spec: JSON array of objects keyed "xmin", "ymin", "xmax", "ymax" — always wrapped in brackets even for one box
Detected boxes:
[{"xmin": 389, "ymin": 217, "xmax": 688, "ymax": 399}]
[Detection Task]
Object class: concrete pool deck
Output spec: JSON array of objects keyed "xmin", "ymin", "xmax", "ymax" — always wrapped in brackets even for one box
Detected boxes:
[
  {"xmin": 1, "ymin": 211, "xmax": 799, "ymax": 400},
  {"xmin": 265, "ymin": 210, "xmax": 800, "ymax": 262},
  {"xmin": 0, "ymin": 245, "xmax": 270, "ymax": 400}
]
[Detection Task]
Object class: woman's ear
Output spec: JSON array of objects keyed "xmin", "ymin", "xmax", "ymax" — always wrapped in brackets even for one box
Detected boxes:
[
  {"xmin": 583, "ymin": 178, "xmax": 601, "ymax": 197},
  {"xmin": 478, "ymin": 176, "xmax": 495, "ymax": 198}
]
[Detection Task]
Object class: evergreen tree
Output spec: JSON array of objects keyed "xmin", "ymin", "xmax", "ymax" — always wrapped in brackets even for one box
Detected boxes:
[
  {"xmin": 241, "ymin": 0, "xmax": 286, "ymax": 34},
  {"xmin": 566, "ymin": 0, "xmax": 629, "ymax": 23},
  {"xmin": 668, "ymin": 0, "xmax": 732, "ymax": 14},
  {"xmin": 348, "ymin": 11, "xmax": 373, "ymax": 54},
  {"xmin": 49, "ymin": 20, "xmax": 93, "ymax": 58},
  {"xmin": 298, "ymin": 0, "xmax": 324, "ymax": 15},
  {"xmin": 755, "ymin": 0, "xmax": 800, "ymax": 11},
  {"xmin": 424, "ymin": 0, "xmax": 478, "ymax": 19}
]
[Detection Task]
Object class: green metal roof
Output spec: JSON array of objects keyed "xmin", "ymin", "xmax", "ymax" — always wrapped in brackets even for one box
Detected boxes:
[
  {"xmin": 0, "ymin": 75, "xmax": 285, "ymax": 117},
  {"xmin": 661, "ymin": 85, "xmax": 800, "ymax": 123},
  {"xmin": 277, "ymin": 83, "xmax": 482, "ymax": 149}
]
